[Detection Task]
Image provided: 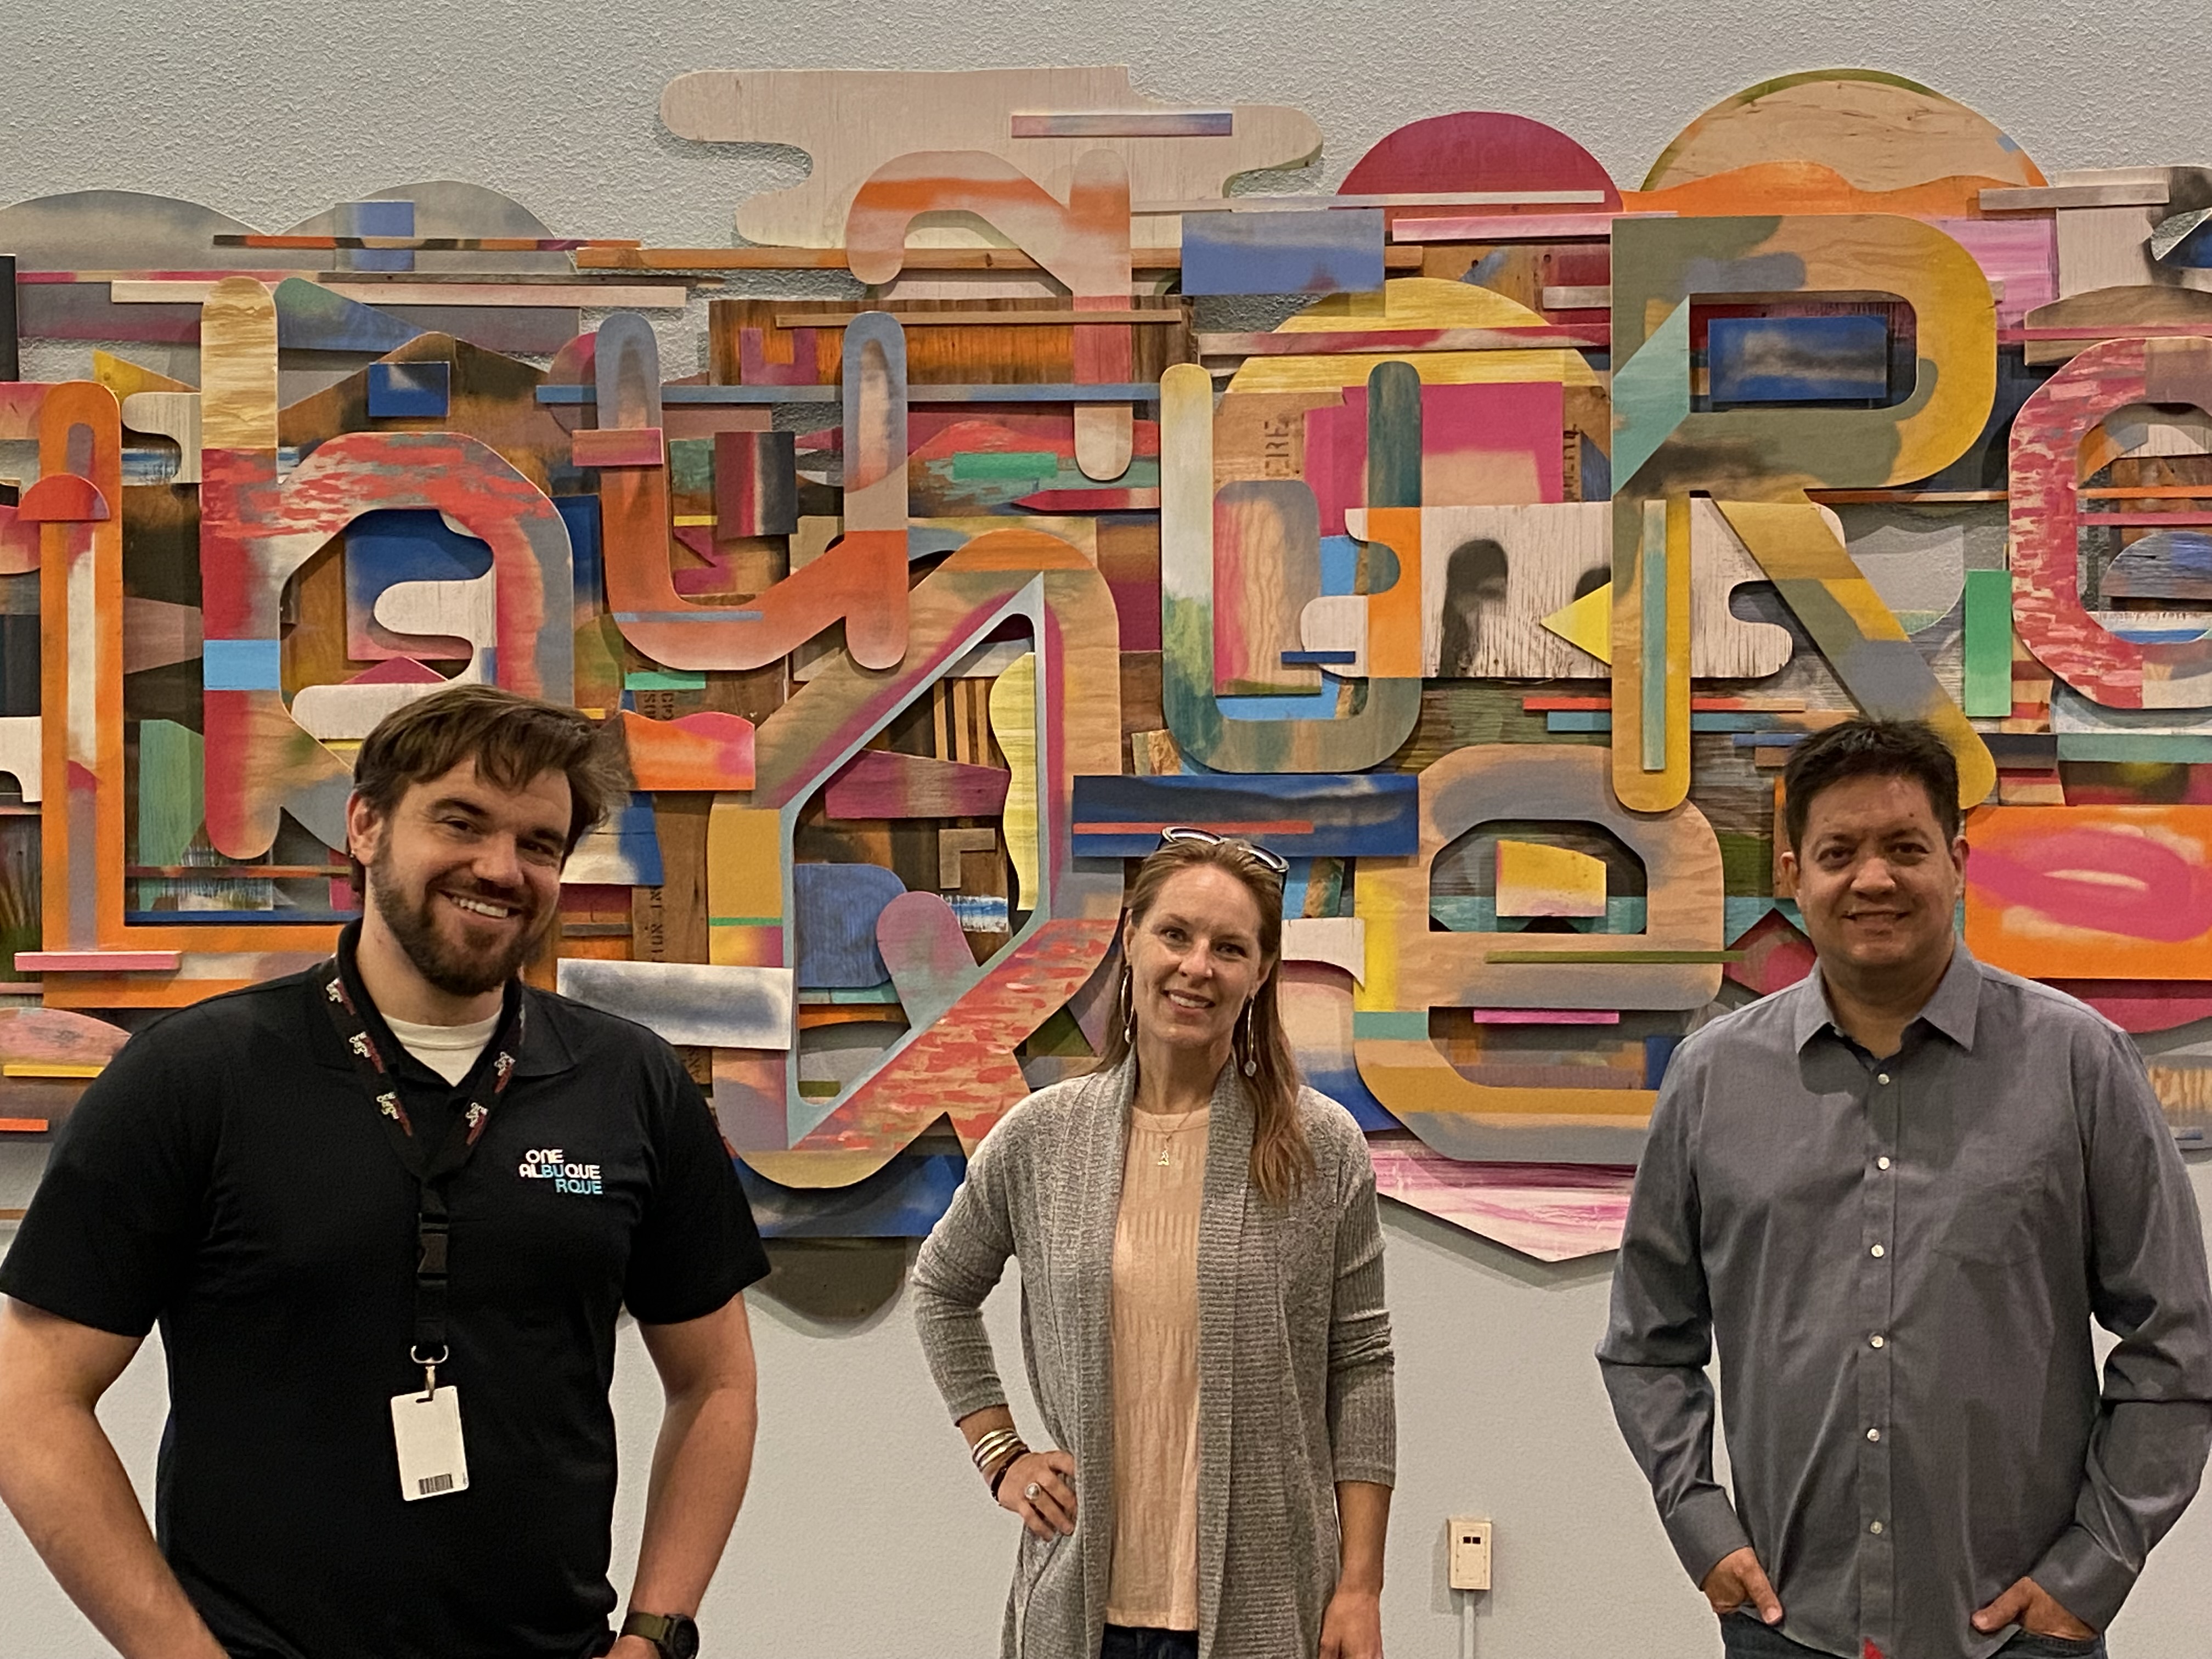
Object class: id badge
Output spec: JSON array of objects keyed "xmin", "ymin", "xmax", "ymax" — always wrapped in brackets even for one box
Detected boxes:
[{"xmin": 390, "ymin": 1385, "xmax": 470, "ymax": 1501}]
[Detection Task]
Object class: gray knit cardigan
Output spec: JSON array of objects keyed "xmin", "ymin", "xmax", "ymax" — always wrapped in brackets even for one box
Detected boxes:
[{"xmin": 911, "ymin": 1057, "xmax": 1397, "ymax": 1659}]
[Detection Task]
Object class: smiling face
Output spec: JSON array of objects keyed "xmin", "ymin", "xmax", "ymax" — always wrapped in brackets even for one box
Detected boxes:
[
  {"xmin": 1122, "ymin": 864, "xmax": 1273, "ymax": 1062},
  {"xmin": 347, "ymin": 758, "xmax": 572, "ymax": 1002},
  {"xmin": 1780, "ymin": 771, "xmax": 1965, "ymax": 993}
]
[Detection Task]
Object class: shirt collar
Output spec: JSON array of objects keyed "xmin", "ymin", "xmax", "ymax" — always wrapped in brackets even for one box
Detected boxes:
[
  {"xmin": 1790, "ymin": 935, "xmax": 1982, "ymax": 1054},
  {"xmin": 308, "ymin": 920, "xmax": 575, "ymax": 1080}
]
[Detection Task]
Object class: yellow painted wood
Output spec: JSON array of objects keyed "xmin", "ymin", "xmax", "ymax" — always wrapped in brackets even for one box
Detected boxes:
[
  {"xmin": 1495, "ymin": 839, "xmax": 1609, "ymax": 918},
  {"xmin": 199, "ymin": 279, "xmax": 278, "ymax": 452},
  {"xmin": 1227, "ymin": 279, "xmax": 1602, "ymax": 394},
  {"xmin": 988, "ymin": 651, "xmax": 1040, "ymax": 911}
]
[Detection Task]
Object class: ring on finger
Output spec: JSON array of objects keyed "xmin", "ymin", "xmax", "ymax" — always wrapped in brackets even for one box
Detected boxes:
[{"xmin": 1024, "ymin": 1480, "xmax": 1042, "ymax": 1500}]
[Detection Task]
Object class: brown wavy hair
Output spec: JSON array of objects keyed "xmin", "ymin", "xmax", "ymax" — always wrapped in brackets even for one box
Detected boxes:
[
  {"xmin": 347, "ymin": 685, "xmax": 628, "ymax": 889},
  {"xmin": 1092, "ymin": 837, "xmax": 1313, "ymax": 1204}
]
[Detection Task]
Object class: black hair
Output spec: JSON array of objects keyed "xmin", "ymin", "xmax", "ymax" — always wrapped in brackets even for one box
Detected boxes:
[{"xmin": 1781, "ymin": 718, "xmax": 1961, "ymax": 850}]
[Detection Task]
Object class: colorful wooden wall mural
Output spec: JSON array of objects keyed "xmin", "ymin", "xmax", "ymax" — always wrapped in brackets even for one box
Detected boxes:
[{"xmin": 4, "ymin": 66, "xmax": 2210, "ymax": 1273}]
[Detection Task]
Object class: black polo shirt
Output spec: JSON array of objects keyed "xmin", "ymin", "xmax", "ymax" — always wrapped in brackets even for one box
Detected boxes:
[{"xmin": 0, "ymin": 940, "xmax": 769, "ymax": 1659}]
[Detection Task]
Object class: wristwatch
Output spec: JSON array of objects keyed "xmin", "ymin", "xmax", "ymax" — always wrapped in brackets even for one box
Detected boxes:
[{"xmin": 620, "ymin": 1611, "xmax": 701, "ymax": 1659}]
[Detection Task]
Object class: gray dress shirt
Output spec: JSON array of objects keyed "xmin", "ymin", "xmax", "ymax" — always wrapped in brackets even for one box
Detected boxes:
[{"xmin": 1598, "ymin": 941, "xmax": 2212, "ymax": 1659}]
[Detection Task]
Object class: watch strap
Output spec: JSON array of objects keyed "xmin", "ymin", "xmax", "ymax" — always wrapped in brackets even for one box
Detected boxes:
[{"xmin": 620, "ymin": 1611, "xmax": 690, "ymax": 1657}]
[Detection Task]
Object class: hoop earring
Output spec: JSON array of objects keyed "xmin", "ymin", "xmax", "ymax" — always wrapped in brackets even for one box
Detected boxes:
[
  {"xmin": 1121, "ymin": 968, "xmax": 1135, "ymax": 1046},
  {"xmin": 1238, "ymin": 1000, "xmax": 1258, "ymax": 1076}
]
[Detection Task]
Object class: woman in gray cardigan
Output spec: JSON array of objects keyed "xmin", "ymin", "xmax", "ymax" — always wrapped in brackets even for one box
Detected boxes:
[{"xmin": 912, "ymin": 830, "xmax": 1396, "ymax": 1659}]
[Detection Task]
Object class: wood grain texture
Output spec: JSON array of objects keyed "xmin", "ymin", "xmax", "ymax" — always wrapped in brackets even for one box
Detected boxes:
[
  {"xmin": 824, "ymin": 751, "xmax": 1011, "ymax": 819},
  {"xmin": 659, "ymin": 67, "xmax": 1321, "ymax": 249},
  {"xmin": 2011, "ymin": 336, "xmax": 2212, "ymax": 708},
  {"xmin": 1159, "ymin": 365, "xmax": 1420, "ymax": 772},
  {"xmin": 198, "ymin": 278, "xmax": 277, "ymax": 452},
  {"xmin": 1639, "ymin": 71, "xmax": 2042, "ymax": 193}
]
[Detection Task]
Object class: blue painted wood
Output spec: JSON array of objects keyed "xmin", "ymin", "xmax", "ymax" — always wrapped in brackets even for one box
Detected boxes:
[
  {"xmin": 1070, "ymin": 772, "xmax": 1420, "ymax": 857},
  {"xmin": 336, "ymin": 199, "xmax": 414, "ymax": 272},
  {"xmin": 366, "ymin": 360, "xmax": 451, "ymax": 419},
  {"xmin": 273, "ymin": 276, "xmax": 422, "ymax": 352},
  {"xmin": 1707, "ymin": 314, "xmax": 1889, "ymax": 403},
  {"xmin": 737, "ymin": 1152, "xmax": 964, "ymax": 1237},
  {"xmin": 1180, "ymin": 208, "xmax": 1385, "ymax": 296},
  {"xmin": 793, "ymin": 862, "xmax": 906, "ymax": 988},
  {"xmin": 346, "ymin": 509, "xmax": 492, "ymax": 658},
  {"xmin": 566, "ymin": 794, "xmax": 665, "ymax": 885}
]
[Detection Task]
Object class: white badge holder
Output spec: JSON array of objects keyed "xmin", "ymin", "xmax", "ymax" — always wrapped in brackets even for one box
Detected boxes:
[{"xmin": 391, "ymin": 1350, "xmax": 469, "ymax": 1501}]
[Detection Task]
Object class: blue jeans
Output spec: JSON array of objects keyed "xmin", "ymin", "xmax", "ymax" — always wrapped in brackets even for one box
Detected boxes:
[
  {"xmin": 1720, "ymin": 1612, "xmax": 2107, "ymax": 1658},
  {"xmin": 1099, "ymin": 1625, "xmax": 1200, "ymax": 1659}
]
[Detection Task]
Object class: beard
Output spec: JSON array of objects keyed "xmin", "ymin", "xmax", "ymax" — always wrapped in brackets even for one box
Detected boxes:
[{"xmin": 368, "ymin": 845, "xmax": 552, "ymax": 999}]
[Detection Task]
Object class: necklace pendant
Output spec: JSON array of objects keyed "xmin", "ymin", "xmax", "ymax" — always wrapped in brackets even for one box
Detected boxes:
[{"xmin": 1157, "ymin": 1148, "xmax": 1172, "ymax": 1167}]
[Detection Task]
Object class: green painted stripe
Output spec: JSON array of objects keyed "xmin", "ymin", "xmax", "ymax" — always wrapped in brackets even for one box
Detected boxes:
[
  {"xmin": 1485, "ymin": 949, "xmax": 1743, "ymax": 964},
  {"xmin": 1365, "ymin": 361, "xmax": 1424, "ymax": 509},
  {"xmin": 950, "ymin": 450, "xmax": 1061, "ymax": 481},
  {"xmin": 708, "ymin": 916, "xmax": 783, "ymax": 927},
  {"xmin": 1962, "ymin": 568, "xmax": 2014, "ymax": 718},
  {"xmin": 1352, "ymin": 1009, "xmax": 1429, "ymax": 1040},
  {"xmin": 626, "ymin": 669, "xmax": 708, "ymax": 691},
  {"xmin": 2053, "ymin": 732, "xmax": 2212, "ymax": 763}
]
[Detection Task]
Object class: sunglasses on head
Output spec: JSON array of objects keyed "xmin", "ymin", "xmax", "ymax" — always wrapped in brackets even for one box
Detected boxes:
[{"xmin": 1158, "ymin": 825, "xmax": 1291, "ymax": 880}]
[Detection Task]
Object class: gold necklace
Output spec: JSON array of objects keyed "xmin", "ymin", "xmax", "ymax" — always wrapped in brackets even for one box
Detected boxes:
[{"xmin": 1144, "ymin": 1111, "xmax": 1200, "ymax": 1167}]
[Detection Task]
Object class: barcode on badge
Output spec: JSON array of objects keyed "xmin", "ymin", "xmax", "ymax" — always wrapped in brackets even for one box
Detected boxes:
[{"xmin": 417, "ymin": 1472, "xmax": 456, "ymax": 1497}]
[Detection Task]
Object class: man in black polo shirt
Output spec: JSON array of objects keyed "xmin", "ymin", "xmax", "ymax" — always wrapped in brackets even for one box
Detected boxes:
[{"xmin": 0, "ymin": 686, "xmax": 770, "ymax": 1659}]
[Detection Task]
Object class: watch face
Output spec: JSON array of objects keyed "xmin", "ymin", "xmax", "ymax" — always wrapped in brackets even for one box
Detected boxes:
[{"xmin": 668, "ymin": 1616, "xmax": 700, "ymax": 1659}]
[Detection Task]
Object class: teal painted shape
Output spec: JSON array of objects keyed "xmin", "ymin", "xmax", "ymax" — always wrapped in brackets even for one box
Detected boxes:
[
  {"xmin": 1429, "ymin": 895, "xmax": 1648, "ymax": 934},
  {"xmin": 1725, "ymin": 896, "xmax": 1778, "ymax": 944},
  {"xmin": 1962, "ymin": 568, "xmax": 2014, "ymax": 718},
  {"xmin": 1609, "ymin": 301, "xmax": 1690, "ymax": 488},
  {"xmin": 1352, "ymin": 1009, "xmax": 1428, "ymax": 1040},
  {"xmin": 2055, "ymin": 732, "xmax": 2212, "ymax": 762},
  {"xmin": 1640, "ymin": 504, "xmax": 1669, "ymax": 772},
  {"xmin": 273, "ymin": 277, "xmax": 422, "ymax": 353},
  {"xmin": 951, "ymin": 450, "xmax": 1061, "ymax": 480},
  {"xmin": 1366, "ymin": 360, "xmax": 1423, "ymax": 509},
  {"xmin": 625, "ymin": 669, "xmax": 707, "ymax": 691}
]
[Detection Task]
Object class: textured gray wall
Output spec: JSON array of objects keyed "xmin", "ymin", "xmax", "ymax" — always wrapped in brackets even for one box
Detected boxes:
[{"xmin": 1, "ymin": 3, "xmax": 2210, "ymax": 1653}]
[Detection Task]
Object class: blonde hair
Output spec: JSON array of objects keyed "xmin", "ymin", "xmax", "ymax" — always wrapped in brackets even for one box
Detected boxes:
[{"xmin": 1092, "ymin": 837, "xmax": 1313, "ymax": 1204}]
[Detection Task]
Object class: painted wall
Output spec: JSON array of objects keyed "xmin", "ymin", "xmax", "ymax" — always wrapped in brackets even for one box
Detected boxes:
[
  {"xmin": 2, "ymin": 4, "xmax": 2210, "ymax": 1654},
  {"xmin": 4, "ymin": 1146, "xmax": 2209, "ymax": 1657}
]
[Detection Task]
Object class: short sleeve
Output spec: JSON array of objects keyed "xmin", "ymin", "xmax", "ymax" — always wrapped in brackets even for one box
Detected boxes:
[
  {"xmin": 0, "ymin": 1015, "xmax": 219, "ymax": 1338},
  {"xmin": 621, "ymin": 1045, "xmax": 770, "ymax": 1325}
]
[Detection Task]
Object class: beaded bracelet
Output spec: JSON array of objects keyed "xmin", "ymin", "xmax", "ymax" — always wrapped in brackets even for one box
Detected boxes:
[{"xmin": 986, "ymin": 1444, "xmax": 1031, "ymax": 1499}]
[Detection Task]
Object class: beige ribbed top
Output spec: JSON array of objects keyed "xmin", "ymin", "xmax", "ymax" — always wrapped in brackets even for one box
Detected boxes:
[{"xmin": 1105, "ymin": 1105, "xmax": 1208, "ymax": 1630}]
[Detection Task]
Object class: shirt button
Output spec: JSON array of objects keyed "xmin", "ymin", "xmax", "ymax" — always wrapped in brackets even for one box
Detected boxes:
[
  {"xmin": 1870, "ymin": 1244, "xmax": 1886, "ymax": 1257},
  {"xmin": 1870, "ymin": 1334, "xmax": 1886, "ymax": 1348},
  {"xmin": 1870, "ymin": 1520, "xmax": 1885, "ymax": 1535},
  {"xmin": 1877, "ymin": 1156, "xmax": 1892, "ymax": 1170},
  {"xmin": 1867, "ymin": 1427, "xmax": 1881, "ymax": 1442},
  {"xmin": 1877, "ymin": 1073, "xmax": 1891, "ymax": 1085}
]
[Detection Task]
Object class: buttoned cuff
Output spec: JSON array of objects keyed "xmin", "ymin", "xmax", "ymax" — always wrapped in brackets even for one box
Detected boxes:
[
  {"xmin": 2028, "ymin": 1523, "xmax": 2135, "ymax": 1633},
  {"xmin": 1664, "ymin": 1487, "xmax": 1752, "ymax": 1587}
]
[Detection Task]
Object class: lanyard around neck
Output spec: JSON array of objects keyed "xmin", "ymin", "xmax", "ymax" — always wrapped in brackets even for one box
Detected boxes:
[{"xmin": 318, "ymin": 958, "xmax": 526, "ymax": 1372}]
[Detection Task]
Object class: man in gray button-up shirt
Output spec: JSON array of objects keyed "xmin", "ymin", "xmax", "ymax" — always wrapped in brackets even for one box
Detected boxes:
[{"xmin": 1599, "ymin": 718, "xmax": 2212, "ymax": 1659}]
